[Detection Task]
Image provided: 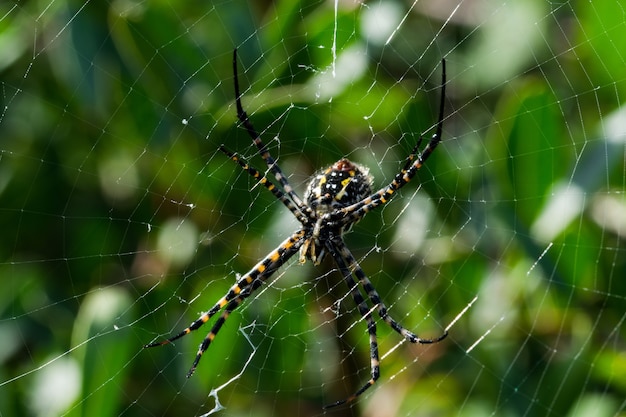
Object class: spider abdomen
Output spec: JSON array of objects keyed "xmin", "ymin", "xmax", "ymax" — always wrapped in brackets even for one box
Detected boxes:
[{"xmin": 304, "ymin": 158, "xmax": 373, "ymax": 214}]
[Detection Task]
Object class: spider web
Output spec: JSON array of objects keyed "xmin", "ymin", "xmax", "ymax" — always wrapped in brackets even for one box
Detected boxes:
[{"xmin": 1, "ymin": 1, "xmax": 625, "ymax": 416}]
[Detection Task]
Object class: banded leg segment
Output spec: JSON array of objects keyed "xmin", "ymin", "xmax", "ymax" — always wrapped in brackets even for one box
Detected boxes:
[
  {"xmin": 232, "ymin": 49, "xmax": 308, "ymax": 212},
  {"xmin": 332, "ymin": 59, "xmax": 447, "ymax": 228},
  {"xmin": 183, "ymin": 234, "xmax": 305, "ymax": 377},
  {"xmin": 219, "ymin": 145, "xmax": 308, "ymax": 224},
  {"xmin": 332, "ymin": 238, "xmax": 447, "ymax": 344},
  {"xmin": 186, "ymin": 253, "xmax": 297, "ymax": 376},
  {"xmin": 185, "ymin": 295, "xmax": 245, "ymax": 377},
  {"xmin": 324, "ymin": 237, "xmax": 447, "ymax": 408},
  {"xmin": 144, "ymin": 230, "xmax": 305, "ymax": 353},
  {"xmin": 324, "ymin": 240, "xmax": 380, "ymax": 409}
]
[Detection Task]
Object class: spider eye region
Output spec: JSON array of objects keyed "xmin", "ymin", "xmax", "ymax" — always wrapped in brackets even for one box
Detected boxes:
[{"xmin": 305, "ymin": 158, "xmax": 373, "ymax": 212}]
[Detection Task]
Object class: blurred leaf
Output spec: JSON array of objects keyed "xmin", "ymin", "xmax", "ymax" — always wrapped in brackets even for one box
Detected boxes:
[{"xmin": 68, "ymin": 288, "xmax": 134, "ymax": 417}]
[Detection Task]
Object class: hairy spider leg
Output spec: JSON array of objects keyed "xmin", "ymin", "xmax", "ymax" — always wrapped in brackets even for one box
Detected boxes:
[
  {"xmin": 144, "ymin": 231, "xmax": 305, "ymax": 373},
  {"xmin": 323, "ymin": 238, "xmax": 447, "ymax": 408},
  {"xmin": 232, "ymin": 49, "xmax": 309, "ymax": 214},
  {"xmin": 332, "ymin": 59, "xmax": 446, "ymax": 229},
  {"xmin": 219, "ymin": 145, "xmax": 309, "ymax": 224}
]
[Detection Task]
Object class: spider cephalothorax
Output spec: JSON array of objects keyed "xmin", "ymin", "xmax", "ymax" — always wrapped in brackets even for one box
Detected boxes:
[
  {"xmin": 300, "ymin": 158, "xmax": 374, "ymax": 263},
  {"xmin": 146, "ymin": 49, "xmax": 448, "ymax": 409},
  {"xmin": 304, "ymin": 158, "xmax": 373, "ymax": 213}
]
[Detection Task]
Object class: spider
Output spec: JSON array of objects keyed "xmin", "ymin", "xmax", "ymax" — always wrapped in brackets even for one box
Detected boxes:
[{"xmin": 145, "ymin": 49, "xmax": 448, "ymax": 408}]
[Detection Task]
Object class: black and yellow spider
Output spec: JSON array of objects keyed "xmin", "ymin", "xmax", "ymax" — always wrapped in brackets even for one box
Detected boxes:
[{"xmin": 146, "ymin": 49, "xmax": 448, "ymax": 408}]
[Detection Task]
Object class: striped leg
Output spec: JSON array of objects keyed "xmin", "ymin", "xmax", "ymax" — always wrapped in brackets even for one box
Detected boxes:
[
  {"xmin": 332, "ymin": 238, "xmax": 447, "ymax": 345},
  {"xmin": 324, "ymin": 238, "xmax": 447, "ymax": 408},
  {"xmin": 324, "ymin": 240, "xmax": 380, "ymax": 409},
  {"xmin": 232, "ymin": 49, "xmax": 308, "ymax": 211},
  {"xmin": 185, "ymin": 294, "xmax": 246, "ymax": 377},
  {"xmin": 145, "ymin": 230, "xmax": 305, "ymax": 374},
  {"xmin": 219, "ymin": 144, "xmax": 308, "ymax": 224},
  {"xmin": 331, "ymin": 59, "xmax": 446, "ymax": 229},
  {"xmin": 185, "ymin": 262, "xmax": 286, "ymax": 377}
]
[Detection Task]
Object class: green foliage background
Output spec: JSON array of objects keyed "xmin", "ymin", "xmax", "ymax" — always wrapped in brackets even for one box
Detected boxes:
[{"xmin": 1, "ymin": 1, "xmax": 625, "ymax": 417}]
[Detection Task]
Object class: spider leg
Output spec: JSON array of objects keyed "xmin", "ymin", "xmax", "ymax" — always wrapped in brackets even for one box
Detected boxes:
[
  {"xmin": 332, "ymin": 59, "xmax": 446, "ymax": 228},
  {"xmin": 324, "ymin": 237, "xmax": 447, "ymax": 408},
  {"xmin": 219, "ymin": 144, "xmax": 308, "ymax": 224},
  {"xmin": 416, "ymin": 58, "xmax": 446, "ymax": 168},
  {"xmin": 144, "ymin": 230, "xmax": 305, "ymax": 373},
  {"xmin": 232, "ymin": 49, "xmax": 309, "ymax": 214},
  {"xmin": 185, "ymin": 294, "xmax": 246, "ymax": 377},
  {"xmin": 184, "ymin": 270, "xmax": 269, "ymax": 377},
  {"xmin": 333, "ymin": 238, "xmax": 447, "ymax": 344},
  {"xmin": 324, "ymin": 239, "xmax": 380, "ymax": 409}
]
